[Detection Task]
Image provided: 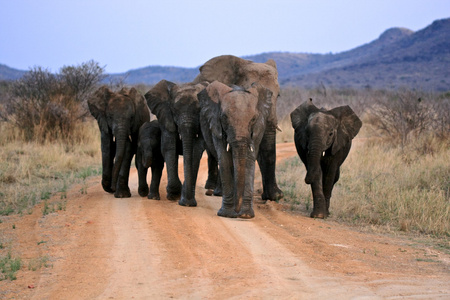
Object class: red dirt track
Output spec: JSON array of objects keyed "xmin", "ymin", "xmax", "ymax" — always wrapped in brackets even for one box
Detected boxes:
[{"xmin": 1, "ymin": 143, "xmax": 449, "ymax": 299}]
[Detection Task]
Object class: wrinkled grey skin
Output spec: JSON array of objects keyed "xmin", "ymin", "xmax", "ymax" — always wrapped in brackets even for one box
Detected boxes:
[
  {"xmin": 145, "ymin": 80, "xmax": 208, "ymax": 207},
  {"xmin": 290, "ymin": 99, "xmax": 362, "ymax": 218},
  {"xmin": 137, "ymin": 120, "xmax": 166, "ymax": 200},
  {"xmin": 193, "ymin": 55, "xmax": 283, "ymax": 202},
  {"xmin": 88, "ymin": 86, "xmax": 150, "ymax": 198},
  {"xmin": 199, "ymin": 81, "xmax": 272, "ymax": 219}
]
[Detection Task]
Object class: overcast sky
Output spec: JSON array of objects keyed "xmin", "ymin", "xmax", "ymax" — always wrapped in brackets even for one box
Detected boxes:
[{"xmin": 1, "ymin": 0, "xmax": 449, "ymax": 73}]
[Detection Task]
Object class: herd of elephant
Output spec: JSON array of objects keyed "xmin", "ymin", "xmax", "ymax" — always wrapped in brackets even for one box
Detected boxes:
[{"xmin": 88, "ymin": 55, "xmax": 362, "ymax": 219}]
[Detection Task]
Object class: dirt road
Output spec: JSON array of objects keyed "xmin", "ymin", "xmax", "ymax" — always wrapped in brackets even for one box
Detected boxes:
[{"xmin": 1, "ymin": 143, "xmax": 449, "ymax": 299}]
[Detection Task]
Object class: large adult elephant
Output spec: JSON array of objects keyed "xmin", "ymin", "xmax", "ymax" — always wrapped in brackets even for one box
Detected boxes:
[
  {"xmin": 290, "ymin": 99, "xmax": 362, "ymax": 218},
  {"xmin": 193, "ymin": 55, "xmax": 283, "ymax": 201},
  {"xmin": 88, "ymin": 86, "xmax": 150, "ymax": 198},
  {"xmin": 198, "ymin": 81, "xmax": 272, "ymax": 219},
  {"xmin": 144, "ymin": 80, "xmax": 208, "ymax": 207}
]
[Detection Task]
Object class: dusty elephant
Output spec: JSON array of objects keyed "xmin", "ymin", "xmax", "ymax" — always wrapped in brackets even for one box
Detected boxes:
[
  {"xmin": 137, "ymin": 120, "xmax": 169, "ymax": 200},
  {"xmin": 193, "ymin": 54, "xmax": 283, "ymax": 201},
  {"xmin": 290, "ymin": 99, "xmax": 362, "ymax": 218},
  {"xmin": 198, "ymin": 81, "xmax": 272, "ymax": 219},
  {"xmin": 88, "ymin": 86, "xmax": 150, "ymax": 198},
  {"xmin": 144, "ymin": 80, "xmax": 211, "ymax": 207}
]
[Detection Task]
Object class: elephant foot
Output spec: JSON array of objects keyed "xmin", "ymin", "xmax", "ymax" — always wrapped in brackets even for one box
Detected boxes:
[
  {"xmin": 261, "ymin": 187, "xmax": 284, "ymax": 201},
  {"xmin": 204, "ymin": 180, "xmax": 216, "ymax": 190},
  {"xmin": 238, "ymin": 208, "xmax": 255, "ymax": 219},
  {"xmin": 213, "ymin": 187, "xmax": 223, "ymax": 197},
  {"xmin": 205, "ymin": 188, "xmax": 222, "ymax": 197},
  {"xmin": 138, "ymin": 185, "xmax": 149, "ymax": 197},
  {"xmin": 166, "ymin": 192, "xmax": 181, "ymax": 201},
  {"xmin": 114, "ymin": 188, "xmax": 131, "ymax": 198},
  {"xmin": 148, "ymin": 192, "xmax": 160, "ymax": 200},
  {"xmin": 101, "ymin": 180, "xmax": 114, "ymax": 194},
  {"xmin": 310, "ymin": 209, "xmax": 329, "ymax": 219},
  {"xmin": 179, "ymin": 196, "xmax": 197, "ymax": 207},
  {"xmin": 167, "ymin": 183, "xmax": 182, "ymax": 200},
  {"xmin": 217, "ymin": 207, "xmax": 238, "ymax": 218}
]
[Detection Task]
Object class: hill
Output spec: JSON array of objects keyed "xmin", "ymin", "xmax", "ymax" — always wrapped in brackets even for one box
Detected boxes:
[
  {"xmin": 0, "ymin": 64, "xmax": 26, "ymax": 81},
  {"xmin": 1, "ymin": 18, "xmax": 449, "ymax": 91},
  {"xmin": 280, "ymin": 19, "xmax": 450, "ymax": 90}
]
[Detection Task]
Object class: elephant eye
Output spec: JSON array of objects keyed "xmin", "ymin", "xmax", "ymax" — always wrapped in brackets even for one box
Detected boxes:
[{"xmin": 329, "ymin": 132, "xmax": 333, "ymax": 136}]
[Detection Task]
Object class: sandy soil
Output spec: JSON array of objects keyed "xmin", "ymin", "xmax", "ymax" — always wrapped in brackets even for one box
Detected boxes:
[{"xmin": 0, "ymin": 143, "xmax": 449, "ymax": 299}]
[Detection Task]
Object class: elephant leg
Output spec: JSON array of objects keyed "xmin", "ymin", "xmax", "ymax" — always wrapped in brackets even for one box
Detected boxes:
[
  {"xmin": 162, "ymin": 132, "xmax": 182, "ymax": 200},
  {"xmin": 258, "ymin": 128, "xmax": 284, "ymax": 201},
  {"xmin": 204, "ymin": 150, "xmax": 219, "ymax": 190},
  {"xmin": 322, "ymin": 162, "xmax": 341, "ymax": 217},
  {"xmin": 213, "ymin": 172, "xmax": 223, "ymax": 196},
  {"xmin": 310, "ymin": 175, "xmax": 327, "ymax": 219},
  {"xmin": 100, "ymin": 131, "xmax": 115, "ymax": 193},
  {"xmin": 179, "ymin": 138, "xmax": 203, "ymax": 207},
  {"xmin": 114, "ymin": 139, "xmax": 133, "ymax": 198},
  {"xmin": 217, "ymin": 150, "xmax": 238, "ymax": 218},
  {"xmin": 135, "ymin": 148, "xmax": 149, "ymax": 197},
  {"xmin": 238, "ymin": 158, "xmax": 256, "ymax": 219},
  {"xmin": 149, "ymin": 158, "xmax": 164, "ymax": 200}
]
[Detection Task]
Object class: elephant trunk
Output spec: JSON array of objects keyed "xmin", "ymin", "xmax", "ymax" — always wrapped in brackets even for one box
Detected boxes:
[
  {"xmin": 179, "ymin": 125, "xmax": 197, "ymax": 206},
  {"xmin": 142, "ymin": 149, "xmax": 152, "ymax": 169},
  {"xmin": 111, "ymin": 126, "xmax": 129, "ymax": 191},
  {"xmin": 232, "ymin": 141, "xmax": 255, "ymax": 214},
  {"xmin": 305, "ymin": 137, "xmax": 323, "ymax": 185}
]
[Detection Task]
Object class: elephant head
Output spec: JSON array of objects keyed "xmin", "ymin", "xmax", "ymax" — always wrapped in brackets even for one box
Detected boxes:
[
  {"xmin": 193, "ymin": 54, "xmax": 283, "ymax": 201},
  {"xmin": 291, "ymin": 99, "xmax": 362, "ymax": 184},
  {"xmin": 198, "ymin": 81, "xmax": 272, "ymax": 218},
  {"xmin": 138, "ymin": 120, "xmax": 161, "ymax": 169},
  {"xmin": 88, "ymin": 86, "xmax": 150, "ymax": 197},
  {"xmin": 193, "ymin": 55, "xmax": 279, "ymax": 128},
  {"xmin": 145, "ymin": 80, "xmax": 207, "ymax": 206}
]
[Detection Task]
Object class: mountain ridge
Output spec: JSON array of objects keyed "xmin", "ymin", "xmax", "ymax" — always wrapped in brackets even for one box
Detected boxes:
[{"xmin": 2, "ymin": 18, "xmax": 449, "ymax": 91}]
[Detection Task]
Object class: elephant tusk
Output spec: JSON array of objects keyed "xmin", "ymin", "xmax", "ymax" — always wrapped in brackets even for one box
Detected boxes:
[
  {"xmin": 227, "ymin": 144, "xmax": 230, "ymax": 152},
  {"xmin": 322, "ymin": 151, "xmax": 326, "ymax": 157},
  {"xmin": 276, "ymin": 125, "xmax": 282, "ymax": 132},
  {"xmin": 249, "ymin": 145, "xmax": 254, "ymax": 152}
]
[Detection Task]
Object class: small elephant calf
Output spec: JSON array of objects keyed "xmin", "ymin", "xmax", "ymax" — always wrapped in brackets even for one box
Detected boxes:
[
  {"xmin": 290, "ymin": 99, "xmax": 362, "ymax": 218},
  {"xmin": 137, "ymin": 120, "xmax": 165, "ymax": 200}
]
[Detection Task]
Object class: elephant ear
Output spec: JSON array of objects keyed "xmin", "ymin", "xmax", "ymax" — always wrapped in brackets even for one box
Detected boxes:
[
  {"xmin": 128, "ymin": 87, "xmax": 150, "ymax": 132},
  {"xmin": 198, "ymin": 81, "xmax": 230, "ymax": 139},
  {"xmin": 194, "ymin": 55, "xmax": 250, "ymax": 85},
  {"xmin": 250, "ymin": 83, "xmax": 272, "ymax": 141},
  {"xmin": 265, "ymin": 59, "xmax": 277, "ymax": 70},
  {"xmin": 328, "ymin": 105, "xmax": 362, "ymax": 155},
  {"xmin": 290, "ymin": 99, "xmax": 320, "ymax": 150},
  {"xmin": 144, "ymin": 80, "xmax": 177, "ymax": 133},
  {"xmin": 88, "ymin": 86, "xmax": 114, "ymax": 133}
]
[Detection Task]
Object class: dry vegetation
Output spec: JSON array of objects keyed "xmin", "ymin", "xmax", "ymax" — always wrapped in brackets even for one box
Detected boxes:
[
  {"xmin": 0, "ymin": 65, "xmax": 449, "ymax": 246},
  {"xmin": 0, "ymin": 61, "xmax": 105, "ymax": 215},
  {"xmin": 276, "ymin": 87, "xmax": 450, "ymax": 243},
  {"xmin": 0, "ymin": 121, "xmax": 101, "ymax": 215}
]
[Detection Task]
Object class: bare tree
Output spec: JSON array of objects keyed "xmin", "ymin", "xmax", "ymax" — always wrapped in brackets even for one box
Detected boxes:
[{"xmin": 6, "ymin": 61, "xmax": 105, "ymax": 141}]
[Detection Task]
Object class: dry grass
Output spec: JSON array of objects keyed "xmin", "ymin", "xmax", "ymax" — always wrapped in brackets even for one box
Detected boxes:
[
  {"xmin": 0, "ymin": 120, "xmax": 101, "ymax": 214},
  {"xmin": 276, "ymin": 87, "xmax": 450, "ymax": 240},
  {"xmin": 277, "ymin": 133, "xmax": 450, "ymax": 239}
]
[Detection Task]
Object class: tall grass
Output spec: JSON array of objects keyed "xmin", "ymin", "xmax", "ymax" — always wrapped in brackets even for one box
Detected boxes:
[
  {"xmin": 0, "ymin": 120, "xmax": 101, "ymax": 214},
  {"xmin": 277, "ymin": 137, "xmax": 450, "ymax": 237},
  {"xmin": 276, "ymin": 87, "xmax": 450, "ymax": 239}
]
